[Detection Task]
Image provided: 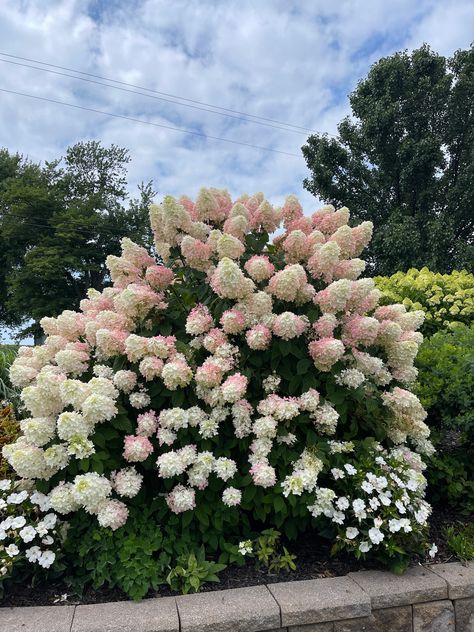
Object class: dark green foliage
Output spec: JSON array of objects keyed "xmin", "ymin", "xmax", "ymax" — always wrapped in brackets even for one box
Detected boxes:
[
  {"xmin": 415, "ymin": 326, "xmax": 474, "ymax": 514},
  {"xmin": 425, "ymin": 448, "xmax": 474, "ymax": 514},
  {"xmin": 64, "ymin": 508, "xmax": 169, "ymax": 601},
  {"xmin": 0, "ymin": 142, "xmax": 155, "ymax": 338},
  {"xmin": 303, "ymin": 44, "xmax": 474, "ymax": 275},
  {"xmin": 415, "ymin": 326, "xmax": 474, "ymax": 441}
]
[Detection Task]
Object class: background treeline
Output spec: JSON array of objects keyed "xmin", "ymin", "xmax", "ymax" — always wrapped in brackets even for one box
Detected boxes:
[{"xmin": 0, "ymin": 141, "xmax": 154, "ymax": 341}]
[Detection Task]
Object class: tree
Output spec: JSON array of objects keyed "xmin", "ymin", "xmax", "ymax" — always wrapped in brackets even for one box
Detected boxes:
[
  {"xmin": 302, "ymin": 44, "xmax": 474, "ymax": 275},
  {"xmin": 0, "ymin": 142, "xmax": 155, "ymax": 340}
]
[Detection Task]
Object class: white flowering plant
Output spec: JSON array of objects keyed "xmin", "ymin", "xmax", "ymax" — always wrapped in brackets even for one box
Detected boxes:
[
  {"xmin": 3, "ymin": 189, "xmax": 434, "ymax": 577},
  {"xmin": 311, "ymin": 442, "xmax": 431, "ymax": 571},
  {"xmin": 0, "ymin": 479, "xmax": 63, "ymax": 595}
]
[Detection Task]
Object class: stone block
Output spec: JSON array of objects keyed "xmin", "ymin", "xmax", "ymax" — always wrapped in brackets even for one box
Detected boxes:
[
  {"xmin": 413, "ymin": 600, "xmax": 454, "ymax": 632},
  {"xmin": 289, "ymin": 623, "xmax": 334, "ymax": 632},
  {"xmin": 333, "ymin": 617, "xmax": 374, "ymax": 631},
  {"xmin": 176, "ymin": 585, "xmax": 281, "ymax": 632},
  {"xmin": 348, "ymin": 566, "xmax": 447, "ymax": 609},
  {"xmin": 71, "ymin": 597, "xmax": 179, "ymax": 632},
  {"xmin": 428, "ymin": 562, "xmax": 474, "ymax": 599},
  {"xmin": 268, "ymin": 576, "xmax": 370, "ymax": 626},
  {"xmin": 454, "ymin": 597, "xmax": 474, "ymax": 632},
  {"xmin": 370, "ymin": 605, "xmax": 413, "ymax": 632},
  {"xmin": 0, "ymin": 605, "xmax": 76, "ymax": 632}
]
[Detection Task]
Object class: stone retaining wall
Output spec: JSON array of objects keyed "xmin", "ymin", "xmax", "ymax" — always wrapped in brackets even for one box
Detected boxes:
[{"xmin": 1, "ymin": 562, "xmax": 473, "ymax": 631}]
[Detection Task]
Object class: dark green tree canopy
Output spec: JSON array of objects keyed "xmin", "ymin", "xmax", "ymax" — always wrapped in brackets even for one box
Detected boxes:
[
  {"xmin": 302, "ymin": 44, "xmax": 474, "ymax": 275},
  {"xmin": 0, "ymin": 141, "xmax": 155, "ymax": 339}
]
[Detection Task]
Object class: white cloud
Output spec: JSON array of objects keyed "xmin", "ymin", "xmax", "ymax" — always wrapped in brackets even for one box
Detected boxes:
[{"xmin": 0, "ymin": 0, "xmax": 472, "ymax": 215}]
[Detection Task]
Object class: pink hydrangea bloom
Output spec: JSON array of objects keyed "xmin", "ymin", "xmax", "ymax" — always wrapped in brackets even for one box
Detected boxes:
[
  {"xmin": 308, "ymin": 338, "xmax": 345, "ymax": 371},
  {"xmin": 139, "ymin": 356, "xmax": 164, "ymax": 381},
  {"xmin": 123, "ymin": 435, "xmax": 153, "ymax": 462},
  {"xmin": 221, "ymin": 373, "xmax": 248, "ymax": 403},
  {"xmin": 145, "ymin": 265, "xmax": 175, "ymax": 291},
  {"xmin": 272, "ymin": 312, "xmax": 308, "ymax": 340},
  {"xmin": 246, "ymin": 325, "xmax": 272, "ymax": 350},
  {"xmin": 244, "ymin": 255, "xmax": 275, "ymax": 282},
  {"xmin": 97, "ymin": 499, "xmax": 129, "ymax": 530},
  {"xmin": 195, "ymin": 359, "xmax": 224, "ymax": 388},
  {"xmin": 186, "ymin": 304, "xmax": 214, "ymax": 336},
  {"xmin": 166, "ymin": 485, "xmax": 196, "ymax": 513},
  {"xmin": 136, "ymin": 411, "xmax": 158, "ymax": 436},
  {"xmin": 250, "ymin": 462, "xmax": 277, "ymax": 488},
  {"xmin": 220, "ymin": 309, "xmax": 246, "ymax": 334}
]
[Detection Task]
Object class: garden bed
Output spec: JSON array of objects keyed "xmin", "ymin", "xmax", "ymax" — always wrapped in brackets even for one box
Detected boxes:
[{"xmin": 1, "ymin": 506, "xmax": 471, "ymax": 608}]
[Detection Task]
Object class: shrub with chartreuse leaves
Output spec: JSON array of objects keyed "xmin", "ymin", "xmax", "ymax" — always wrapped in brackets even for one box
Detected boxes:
[
  {"xmin": 4, "ymin": 189, "xmax": 434, "ymax": 578},
  {"xmin": 375, "ymin": 268, "xmax": 474, "ymax": 336}
]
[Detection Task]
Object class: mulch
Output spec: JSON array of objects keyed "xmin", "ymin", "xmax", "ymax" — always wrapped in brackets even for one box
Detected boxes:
[{"xmin": 1, "ymin": 505, "xmax": 471, "ymax": 608}]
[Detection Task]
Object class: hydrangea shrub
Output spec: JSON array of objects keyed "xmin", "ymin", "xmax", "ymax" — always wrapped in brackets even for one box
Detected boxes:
[
  {"xmin": 375, "ymin": 268, "xmax": 474, "ymax": 336},
  {"xmin": 4, "ymin": 189, "xmax": 434, "ymax": 567}
]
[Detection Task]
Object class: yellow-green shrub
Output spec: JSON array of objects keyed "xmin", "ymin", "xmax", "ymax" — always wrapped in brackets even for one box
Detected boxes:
[{"xmin": 375, "ymin": 268, "xmax": 474, "ymax": 336}]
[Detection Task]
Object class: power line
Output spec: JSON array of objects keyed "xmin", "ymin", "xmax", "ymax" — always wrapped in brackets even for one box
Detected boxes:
[
  {"xmin": 0, "ymin": 51, "xmax": 327, "ymax": 136},
  {"xmin": 0, "ymin": 57, "xmax": 309, "ymax": 137},
  {"xmin": 0, "ymin": 87, "xmax": 302, "ymax": 158}
]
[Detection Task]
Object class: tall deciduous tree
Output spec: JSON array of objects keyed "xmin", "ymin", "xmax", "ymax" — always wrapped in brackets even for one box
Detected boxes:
[
  {"xmin": 0, "ymin": 141, "xmax": 155, "ymax": 340},
  {"xmin": 302, "ymin": 44, "xmax": 474, "ymax": 275}
]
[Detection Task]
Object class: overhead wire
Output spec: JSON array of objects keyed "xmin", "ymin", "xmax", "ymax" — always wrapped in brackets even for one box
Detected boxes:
[
  {"xmin": 0, "ymin": 57, "xmax": 312, "ymax": 137},
  {"xmin": 0, "ymin": 51, "xmax": 327, "ymax": 135},
  {"xmin": 0, "ymin": 87, "xmax": 302, "ymax": 158}
]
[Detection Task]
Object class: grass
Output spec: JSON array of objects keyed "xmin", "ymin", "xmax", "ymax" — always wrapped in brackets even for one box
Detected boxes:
[{"xmin": 444, "ymin": 523, "xmax": 474, "ymax": 562}]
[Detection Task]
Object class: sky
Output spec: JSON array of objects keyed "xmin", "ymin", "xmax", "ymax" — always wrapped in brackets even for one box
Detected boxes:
[
  {"xmin": 0, "ymin": 0, "xmax": 473, "ymax": 343},
  {"xmin": 1, "ymin": 0, "xmax": 473, "ymax": 212}
]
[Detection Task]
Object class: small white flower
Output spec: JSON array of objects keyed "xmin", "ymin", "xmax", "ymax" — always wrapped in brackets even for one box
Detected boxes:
[
  {"xmin": 361, "ymin": 481, "xmax": 374, "ymax": 494},
  {"xmin": 332, "ymin": 510, "xmax": 345, "ymax": 525},
  {"xmin": 344, "ymin": 464, "xmax": 357, "ymax": 475},
  {"xmin": 379, "ymin": 493, "xmax": 391, "ymax": 506},
  {"xmin": 374, "ymin": 517, "xmax": 383, "ymax": 528},
  {"xmin": 25, "ymin": 546, "xmax": 41, "ymax": 563},
  {"xmin": 331, "ymin": 468, "xmax": 345, "ymax": 480},
  {"xmin": 42, "ymin": 535, "xmax": 54, "ymax": 545},
  {"xmin": 19, "ymin": 526, "xmax": 37, "ymax": 543},
  {"xmin": 407, "ymin": 479, "xmax": 418, "ymax": 491},
  {"xmin": 42, "ymin": 513, "xmax": 57, "ymax": 530},
  {"xmin": 38, "ymin": 550, "xmax": 55, "ymax": 569},
  {"xmin": 30, "ymin": 491, "xmax": 52, "ymax": 512},
  {"xmin": 428, "ymin": 543, "xmax": 438, "ymax": 559},
  {"xmin": 336, "ymin": 497, "xmax": 350, "ymax": 510},
  {"xmin": 0, "ymin": 480, "xmax": 12, "ymax": 491},
  {"xmin": 238, "ymin": 540, "xmax": 253, "ymax": 556},
  {"xmin": 346, "ymin": 527, "xmax": 359, "ymax": 540},
  {"xmin": 0, "ymin": 528, "xmax": 6, "ymax": 541},
  {"xmin": 369, "ymin": 497, "xmax": 380, "ymax": 510},
  {"xmin": 368, "ymin": 527, "xmax": 384, "ymax": 545},
  {"xmin": 359, "ymin": 541, "xmax": 371, "ymax": 553},
  {"xmin": 11, "ymin": 516, "xmax": 26, "ymax": 529},
  {"xmin": 395, "ymin": 500, "xmax": 406, "ymax": 514},
  {"xmin": 375, "ymin": 456, "xmax": 386, "ymax": 465},
  {"xmin": 5, "ymin": 544, "xmax": 19, "ymax": 557},
  {"xmin": 6, "ymin": 490, "xmax": 28, "ymax": 504}
]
